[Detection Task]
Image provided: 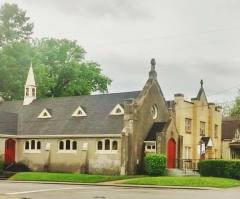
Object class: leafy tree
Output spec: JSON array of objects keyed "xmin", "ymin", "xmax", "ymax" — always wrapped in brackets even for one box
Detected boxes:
[
  {"xmin": 0, "ymin": 4, "xmax": 111, "ymax": 100},
  {"xmin": 230, "ymin": 96, "xmax": 240, "ymax": 117},
  {"xmin": 0, "ymin": 3, "xmax": 33, "ymax": 46},
  {"xmin": 0, "ymin": 38, "xmax": 112, "ymax": 100},
  {"xmin": 34, "ymin": 38, "xmax": 112, "ymax": 98}
]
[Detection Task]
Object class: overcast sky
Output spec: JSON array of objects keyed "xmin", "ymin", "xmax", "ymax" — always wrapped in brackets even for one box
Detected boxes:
[{"xmin": 2, "ymin": 0, "xmax": 240, "ymax": 104}]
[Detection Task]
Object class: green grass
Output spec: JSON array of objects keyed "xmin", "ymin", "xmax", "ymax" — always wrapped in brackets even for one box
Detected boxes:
[
  {"xmin": 10, "ymin": 172, "xmax": 136, "ymax": 183},
  {"xmin": 123, "ymin": 176, "xmax": 240, "ymax": 188}
]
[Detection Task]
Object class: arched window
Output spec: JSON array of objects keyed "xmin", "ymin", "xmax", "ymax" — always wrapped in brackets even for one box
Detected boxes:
[
  {"xmin": 112, "ymin": 141, "xmax": 118, "ymax": 150},
  {"xmin": 25, "ymin": 141, "xmax": 29, "ymax": 150},
  {"xmin": 66, "ymin": 140, "xmax": 71, "ymax": 150},
  {"xmin": 31, "ymin": 140, "xmax": 35, "ymax": 149},
  {"xmin": 72, "ymin": 141, "xmax": 77, "ymax": 150},
  {"xmin": 26, "ymin": 88, "xmax": 29, "ymax": 96},
  {"xmin": 37, "ymin": 141, "xmax": 41, "ymax": 150},
  {"xmin": 59, "ymin": 141, "xmax": 64, "ymax": 150},
  {"xmin": 97, "ymin": 141, "xmax": 103, "ymax": 150},
  {"xmin": 105, "ymin": 139, "xmax": 110, "ymax": 150}
]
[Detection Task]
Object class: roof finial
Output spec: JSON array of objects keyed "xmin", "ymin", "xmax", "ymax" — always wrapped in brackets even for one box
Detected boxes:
[
  {"xmin": 200, "ymin": 79, "xmax": 203, "ymax": 87},
  {"xmin": 151, "ymin": 58, "xmax": 156, "ymax": 70}
]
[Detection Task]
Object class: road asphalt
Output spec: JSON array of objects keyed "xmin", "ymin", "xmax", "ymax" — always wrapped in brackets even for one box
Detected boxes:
[{"xmin": 0, "ymin": 181, "xmax": 239, "ymax": 199}]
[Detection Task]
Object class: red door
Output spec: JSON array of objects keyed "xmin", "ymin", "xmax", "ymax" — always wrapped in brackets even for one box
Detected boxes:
[
  {"xmin": 4, "ymin": 139, "xmax": 16, "ymax": 165},
  {"xmin": 167, "ymin": 138, "xmax": 176, "ymax": 168}
]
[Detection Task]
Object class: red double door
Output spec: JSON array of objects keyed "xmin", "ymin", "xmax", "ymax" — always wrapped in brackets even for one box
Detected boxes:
[
  {"xmin": 4, "ymin": 139, "xmax": 16, "ymax": 165},
  {"xmin": 167, "ymin": 138, "xmax": 176, "ymax": 168}
]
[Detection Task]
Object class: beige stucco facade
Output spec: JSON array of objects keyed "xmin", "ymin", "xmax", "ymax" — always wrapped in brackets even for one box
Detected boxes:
[{"xmin": 172, "ymin": 88, "xmax": 222, "ymax": 169}]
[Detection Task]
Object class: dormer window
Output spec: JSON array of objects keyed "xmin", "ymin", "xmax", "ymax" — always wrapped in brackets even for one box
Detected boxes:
[
  {"xmin": 37, "ymin": 108, "xmax": 52, "ymax": 119},
  {"xmin": 110, "ymin": 104, "xmax": 124, "ymax": 115},
  {"xmin": 72, "ymin": 106, "xmax": 87, "ymax": 117}
]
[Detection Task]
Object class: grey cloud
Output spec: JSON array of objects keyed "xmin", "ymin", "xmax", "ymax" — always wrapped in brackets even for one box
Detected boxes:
[{"xmin": 23, "ymin": 0, "xmax": 152, "ymax": 21}]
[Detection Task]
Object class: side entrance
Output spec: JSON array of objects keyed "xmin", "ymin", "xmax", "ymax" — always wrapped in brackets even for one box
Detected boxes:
[
  {"xmin": 167, "ymin": 138, "xmax": 176, "ymax": 168},
  {"xmin": 4, "ymin": 139, "xmax": 16, "ymax": 165}
]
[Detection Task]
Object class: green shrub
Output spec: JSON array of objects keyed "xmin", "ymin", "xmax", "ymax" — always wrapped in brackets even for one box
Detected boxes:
[
  {"xmin": 198, "ymin": 160, "xmax": 240, "ymax": 180},
  {"xmin": 144, "ymin": 154, "xmax": 166, "ymax": 176},
  {"xmin": 0, "ymin": 161, "xmax": 4, "ymax": 173}
]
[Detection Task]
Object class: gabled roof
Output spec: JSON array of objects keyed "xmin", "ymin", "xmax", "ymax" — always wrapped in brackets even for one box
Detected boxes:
[
  {"xmin": 145, "ymin": 121, "xmax": 170, "ymax": 141},
  {"xmin": 0, "ymin": 91, "xmax": 140, "ymax": 135},
  {"xmin": 222, "ymin": 118, "xmax": 240, "ymax": 140}
]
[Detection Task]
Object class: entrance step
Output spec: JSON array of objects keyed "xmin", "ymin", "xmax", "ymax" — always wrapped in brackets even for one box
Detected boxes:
[{"xmin": 167, "ymin": 168, "xmax": 200, "ymax": 176}]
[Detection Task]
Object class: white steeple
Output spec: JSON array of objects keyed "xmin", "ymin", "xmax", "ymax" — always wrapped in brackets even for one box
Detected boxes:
[{"xmin": 23, "ymin": 63, "xmax": 37, "ymax": 105}]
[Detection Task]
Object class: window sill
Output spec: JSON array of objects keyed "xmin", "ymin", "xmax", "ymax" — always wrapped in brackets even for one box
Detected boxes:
[
  {"xmin": 96, "ymin": 150, "xmax": 118, "ymax": 154},
  {"xmin": 24, "ymin": 150, "xmax": 41, "ymax": 154},
  {"xmin": 58, "ymin": 150, "xmax": 77, "ymax": 154}
]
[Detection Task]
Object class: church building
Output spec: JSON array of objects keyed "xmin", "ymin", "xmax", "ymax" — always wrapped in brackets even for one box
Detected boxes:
[{"xmin": 0, "ymin": 59, "xmax": 222, "ymax": 175}]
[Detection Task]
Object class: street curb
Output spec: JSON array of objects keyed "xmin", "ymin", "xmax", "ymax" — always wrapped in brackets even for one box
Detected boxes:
[{"xmin": 3, "ymin": 180, "xmax": 218, "ymax": 191}]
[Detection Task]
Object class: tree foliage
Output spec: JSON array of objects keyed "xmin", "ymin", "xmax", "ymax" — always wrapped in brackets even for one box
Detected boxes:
[
  {"xmin": 230, "ymin": 96, "xmax": 240, "ymax": 117},
  {"xmin": 0, "ymin": 3, "xmax": 33, "ymax": 46},
  {"xmin": 0, "ymin": 3, "xmax": 112, "ymax": 100}
]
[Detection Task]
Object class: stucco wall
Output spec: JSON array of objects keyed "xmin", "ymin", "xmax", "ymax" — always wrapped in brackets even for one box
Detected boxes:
[
  {"xmin": 174, "ymin": 93, "xmax": 222, "ymax": 164},
  {"xmin": 0, "ymin": 138, "xmax": 5, "ymax": 161},
  {"xmin": 16, "ymin": 137, "xmax": 121, "ymax": 174}
]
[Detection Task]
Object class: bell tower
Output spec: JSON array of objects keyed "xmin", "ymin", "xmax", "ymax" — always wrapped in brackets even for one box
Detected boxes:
[{"xmin": 23, "ymin": 64, "xmax": 36, "ymax": 105}]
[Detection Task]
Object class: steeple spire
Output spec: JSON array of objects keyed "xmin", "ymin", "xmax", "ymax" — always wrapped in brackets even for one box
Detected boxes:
[
  {"xmin": 23, "ymin": 63, "xmax": 37, "ymax": 105},
  {"xmin": 200, "ymin": 79, "xmax": 203, "ymax": 88},
  {"xmin": 149, "ymin": 58, "xmax": 157, "ymax": 79}
]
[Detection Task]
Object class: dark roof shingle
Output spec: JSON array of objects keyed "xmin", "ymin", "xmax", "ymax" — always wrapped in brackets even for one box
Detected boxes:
[{"xmin": 0, "ymin": 91, "xmax": 140, "ymax": 135}]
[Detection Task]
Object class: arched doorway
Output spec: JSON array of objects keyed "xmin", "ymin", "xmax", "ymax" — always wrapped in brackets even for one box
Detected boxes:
[
  {"xmin": 4, "ymin": 139, "xmax": 16, "ymax": 165},
  {"xmin": 167, "ymin": 138, "xmax": 176, "ymax": 168}
]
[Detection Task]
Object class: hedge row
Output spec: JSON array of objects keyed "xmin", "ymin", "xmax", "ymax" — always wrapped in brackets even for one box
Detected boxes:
[
  {"xmin": 144, "ymin": 154, "xmax": 166, "ymax": 176},
  {"xmin": 198, "ymin": 160, "xmax": 240, "ymax": 180}
]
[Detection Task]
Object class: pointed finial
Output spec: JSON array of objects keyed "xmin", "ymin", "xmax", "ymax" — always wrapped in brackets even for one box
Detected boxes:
[
  {"xmin": 151, "ymin": 58, "xmax": 156, "ymax": 70},
  {"xmin": 200, "ymin": 79, "xmax": 203, "ymax": 87},
  {"xmin": 149, "ymin": 58, "xmax": 157, "ymax": 79}
]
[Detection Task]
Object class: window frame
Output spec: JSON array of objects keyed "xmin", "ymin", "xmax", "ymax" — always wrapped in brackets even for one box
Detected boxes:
[
  {"xmin": 58, "ymin": 139, "xmax": 78, "ymax": 153},
  {"xmin": 214, "ymin": 124, "xmax": 219, "ymax": 138},
  {"xmin": 96, "ymin": 139, "xmax": 119, "ymax": 154},
  {"xmin": 24, "ymin": 139, "xmax": 41, "ymax": 153},
  {"xmin": 200, "ymin": 121, "xmax": 206, "ymax": 136},
  {"xmin": 185, "ymin": 118, "xmax": 192, "ymax": 134}
]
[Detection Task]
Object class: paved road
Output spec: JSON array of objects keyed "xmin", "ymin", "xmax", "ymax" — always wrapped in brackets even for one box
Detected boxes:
[{"xmin": 0, "ymin": 181, "xmax": 239, "ymax": 199}]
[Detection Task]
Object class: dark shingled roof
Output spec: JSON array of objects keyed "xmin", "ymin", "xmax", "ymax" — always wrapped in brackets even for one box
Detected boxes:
[
  {"xmin": 222, "ymin": 119, "xmax": 240, "ymax": 140},
  {"xmin": 145, "ymin": 122, "xmax": 168, "ymax": 141},
  {"xmin": 0, "ymin": 111, "xmax": 18, "ymax": 134},
  {"xmin": 0, "ymin": 91, "xmax": 140, "ymax": 135}
]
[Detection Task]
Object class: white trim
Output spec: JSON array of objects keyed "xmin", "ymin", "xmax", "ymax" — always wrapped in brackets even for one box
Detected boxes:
[
  {"xmin": 57, "ymin": 150, "xmax": 77, "ymax": 154},
  {"xmin": 37, "ymin": 108, "xmax": 52, "ymax": 119},
  {"xmin": 110, "ymin": 104, "xmax": 124, "ymax": 115},
  {"xmin": 71, "ymin": 106, "xmax": 87, "ymax": 117},
  {"xmin": 23, "ymin": 150, "xmax": 41, "ymax": 154},
  {"xmin": 151, "ymin": 105, "xmax": 158, "ymax": 119}
]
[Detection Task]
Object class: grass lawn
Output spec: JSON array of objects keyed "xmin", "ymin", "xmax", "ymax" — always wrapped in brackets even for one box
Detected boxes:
[
  {"xmin": 123, "ymin": 176, "xmax": 240, "ymax": 188},
  {"xmin": 10, "ymin": 172, "xmax": 137, "ymax": 183}
]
